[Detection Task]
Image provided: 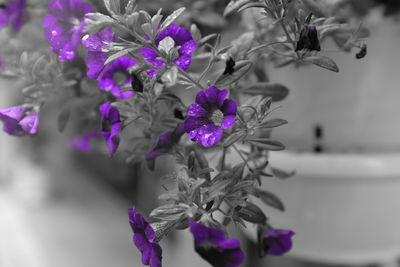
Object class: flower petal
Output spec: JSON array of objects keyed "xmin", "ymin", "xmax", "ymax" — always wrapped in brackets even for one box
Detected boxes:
[
  {"xmin": 221, "ymin": 115, "xmax": 236, "ymax": 129},
  {"xmin": 187, "ymin": 103, "xmax": 208, "ymax": 118},
  {"xmin": 222, "ymin": 99, "xmax": 237, "ymax": 115}
]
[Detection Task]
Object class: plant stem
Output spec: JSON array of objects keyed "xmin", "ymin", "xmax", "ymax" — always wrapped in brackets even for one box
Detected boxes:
[
  {"xmin": 177, "ymin": 68, "xmax": 205, "ymax": 90},
  {"xmin": 232, "ymin": 144, "xmax": 252, "ymax": 170}
]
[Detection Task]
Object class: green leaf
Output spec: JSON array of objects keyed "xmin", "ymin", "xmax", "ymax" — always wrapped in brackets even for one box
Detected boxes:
[
  {"xmin": 105, "ymin": 47, "xmax": 138, "ymax": 65},
  {"xmin": 57, "ymin": 108, "xmax": 71, "ymax": 133},
  {"xmin": 241, "ymin": 82, "xmax": 289, "ymax": 102},
  {"xmin": 104, "ymin": 0, "xmax": 121, "ymax": 17},
  {"xmin": 271, "ymin": 166, "xmax": 295, "ymax": 179},
  {"xmin": 237, "ymin": 2, "xmax": 267, "ymax": 13},
  {"xmin": 223, "ymin": 0, "xmax": 255, "ymax": 16},
  {"xmin": 150, "ymin": 204, "xmax": 187, "ymax": 220},
  {"xmin": 252, "ymin": 188, "xmax": 285, "ymax": 211},
  {"xmin": 124, "ymin": 0, "xmax": 137, "ymax": 15},
  {"xmin": 223, "ymin": 131, "xmax": 246, "ymax": 148},
  {"xmin": 245, "ymin": 137, "xmax": 285, "ymax": 151},
  {"xmin": 235, "ymin": 202, "xmax": 267, "ymax": 224},
  {"xmin": 304, "ymin": 56, "xmax": 339, "ymax": 72},
  {"xmin": 160, "ymin": 7, "xmax": 186, "ymax": 31},
  {"xmin": 257, "ymin": 119, "xmax": 288, "ymax": 129},
  {"xmin": 85, "ymin": 13, "xmax": 116, "ymax": 34},
  {"xmin": 215, "ymin": 60, "xmax": 252, "ymax": 88}
]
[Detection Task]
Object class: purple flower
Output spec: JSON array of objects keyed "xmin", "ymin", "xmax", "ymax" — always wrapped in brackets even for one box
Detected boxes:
[
  {"xmin": 43, "ymin": 0, "xmax": 93, "ymax": 61},
  {"xmin": 69, "ymin": 132, "xmax": 101, "ymax": 152},
  {"xmin": 82, "ymin": 27, "xmax": 114, "ymax": 79},
  {"xmin": 184, "ymin": 86, "xmax": 237, "ymax": 147},
  {"xmin": 141, "ymin": 24, "xmax": 197, "ymax": 77},
  {"xmin": 261, "ymin": 229, "xmax": 295, "ymax": 255},
  {"xmin": 83, "ymin": 28, "xmax": 139, "ymax": 98},
  {"xmin": 0, "ymin": 0, "xmax": 26, "ymax": 31},
  {"xmin": 0, "ymin": 106, "xmax": 39, "ymax": 136},
  {"xmin": 190, "ymin": 221, "xmax": 244, "ymax": 267},
  {"xmin": 97, "ymin": 57, "xmax": 139, "ymax": 98},
  {"xmin": 99, "ymin": 102, "xmax": 121, "ymax": 157},
  {"xmin": 128, "ymin": 208, "xmax": 162, "ymax": 267},
  {"xmin": 146, "ymin": 124, "xmax": 185, "ymax": 161}
]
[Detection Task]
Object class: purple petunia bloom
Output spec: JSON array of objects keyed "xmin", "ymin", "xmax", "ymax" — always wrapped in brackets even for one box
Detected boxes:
[
  {"xmin": 43, "ymin": 0, "xmax": 93, "ymax": 61},
  {"xmin": 0, "ymin": 106, "xmax": 39, "ymax": 136},
  {"xmin": 141, "ymin": 24, "xmax": 197, "ymax": 77},
  {"xmin": 99, "ymin": 102, "xmax": 121, "ymax": 157},
  {"xmin": 261, "ymin": 229, "xmax": 295, "ymax": 255},
  {"xmin": 184, "ymin": 86, "xmax": 237, "ymax": 147},
  {"xmin": 82, "ymin": 27, "xmax": 114, "ymax": 79},
  {"xmin": 190, "ymin": 221, "xmax": 244, "ymax": 267},
  {"xmin": 146, "ymin": 124, "xmax": 185, "ymax": 161},
  {"xmin": 97, "ymin": 57, "xmax": 139, "ymax": 98},
  {"xmin": 82, "ymin": 28, "xmax": 139, "ymax": 98},
  {"xmin": 0, "ymin": 0, "xmax": 26, "ymax": 31},
  {"xmin": 69, "ymin": 132, "xmax": 101, "ymax": 152},
  {"xmin": 128, "ymin": 208, "xmax": 162, "ymax": 267}
]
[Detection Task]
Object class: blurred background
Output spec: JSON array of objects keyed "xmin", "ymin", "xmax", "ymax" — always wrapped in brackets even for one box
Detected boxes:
[{"xmin": 1, "ymin": 0, "xmax": 400, "ymax": 267}]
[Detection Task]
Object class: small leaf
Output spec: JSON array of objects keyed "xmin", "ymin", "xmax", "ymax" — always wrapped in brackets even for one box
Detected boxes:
[
  {"xmin": 150, "ymin": 204, "xmax": 187, "ymax": 220},
  {"xmin": 245, "ymin": 138, "xmax": 285, "ymax": 151},
  {"xmin": 160, "ymin": 7, "xmax": 186, "ymax": 31},
  {"xmin": 235, "ymin": 202, "xmax": 267, "ymax": 224},
  {"xmin": 270, "ymin": 166, "xmax": 295, "ymax": 179},
  {"xmin": 190, "ymin": 24, "xmax": 202, "ymax": 43},
  {"xmin": 304, "ymin": 56, "xmax": 339, "ymax": 72},
  {"xmin": 241, "ymin": 82, "xmax": 289, "ymax": 102},
  {"xmin": 105, "ymin": 47, "xmax": 138, "ymax": 65},
  {"xmin": 57, "ymin": 108, "xmax": 71, "ymax": 133},
  {"xmin": 223, "ymin": 0, "xmax": 254, "ymax": 16},
  {"xmin": 104, "ymin": 0, "xmax": 121, "ymax": 17},
  {"xmin": 252, "ymin": 188, "xmax": 285, "ymax": 211},
  {"xmin": 124, "ymin": 0, "xmax": 137, "ymax": 15},
  {"xmin": 215, "ymin": 60, "xmax": 252, "ymax": 88},
  {"xmin": 223, "ymin": 131, "xmax": 246, "ymax": 148},
  {"xmin": 257, "ymin": 119, "xmax": 288, "ymax": 129},
  {"xmin": 237, "ymin": 2, "xmax": 267, "ymax": 13}
]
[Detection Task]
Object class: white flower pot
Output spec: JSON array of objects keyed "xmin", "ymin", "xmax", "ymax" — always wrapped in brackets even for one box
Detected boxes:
[{"xmin": 243, "ymin": 151, "xmax": 400, "ymax": 266}]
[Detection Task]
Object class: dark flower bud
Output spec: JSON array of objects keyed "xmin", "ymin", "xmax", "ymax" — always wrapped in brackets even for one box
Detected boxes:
[
  {"xmin": 296, "ymin": 25, "xmax": 321, "ymax": 52},
  {"xmin": 223, "ymin": 57, "xmax": 236, "ymax": 75},
  {"xmin": 174, "ymin": 108, "xmax": 185, "ymax": 120},
  {"xmin": 356, "ymin": 44, "xmax": 367, "ymax": 59},
  {"xmin": 131, "ymin": 72, "xmax": 144, "ymax": 92}
]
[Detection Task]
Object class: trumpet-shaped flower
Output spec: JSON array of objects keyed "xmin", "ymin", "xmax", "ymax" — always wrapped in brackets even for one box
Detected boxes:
[{"xmin": 184, "ymin": 86, "xmax": 237, "ymax": 147}]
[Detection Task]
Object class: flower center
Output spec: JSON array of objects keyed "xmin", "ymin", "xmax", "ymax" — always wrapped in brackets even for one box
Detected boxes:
[
  {"xmin": 209, "ymin": 109, "xmax": 224, "ymax": 126},
  {"xmin": 112, "ymin": 70, "xmax": 128, "ymax": 86},
  {"xmin": 70, "ymin": 18, "xmax": 81, "ymax": 29}
]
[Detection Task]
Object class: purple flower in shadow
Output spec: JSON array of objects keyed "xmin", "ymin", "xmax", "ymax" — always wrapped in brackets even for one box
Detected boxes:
[
  {"xmin": 128, "ymin": 208, "xmax": 162, "ymax": 267},
  {"xmin": 0, "ymin": 106, "xmax": 39, "ymax": 136},
  {"xmin": 141, "ymin": 24, "xmax": 197, "ymax": 77},
  {"xmin": 99, "ymin": 102, "xmax": 121, "ymax": 157},
  {"xmin": 146, "ymin": 124, "xmax": 185, "ymax": 161},
  {"xmin": 190, "ymin": 221, "xmax": 244, "ymax": 267},
  {"xmin": 69, "ymin": 132, "xmax": 101, "ymax": 152},
  {"xmin": 261, "ymin": 229, "xmax": 295, "ymax": 255},
  {"xmin": 184, "ymin": 86, "xmax": 237, "ymax": 147},
  {"xmin": 0, "ymin": 0, "xmax": 27, "ymax": 31},
  {"xmin": 43, "ymin": 0, "xmax": 93, "ymax": 61}
]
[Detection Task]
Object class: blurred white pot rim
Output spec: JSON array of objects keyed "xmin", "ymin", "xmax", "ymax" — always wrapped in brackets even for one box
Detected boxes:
[{"xmin": 270, "ymin": 151, "xmax": 400, "ymax": 179}]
